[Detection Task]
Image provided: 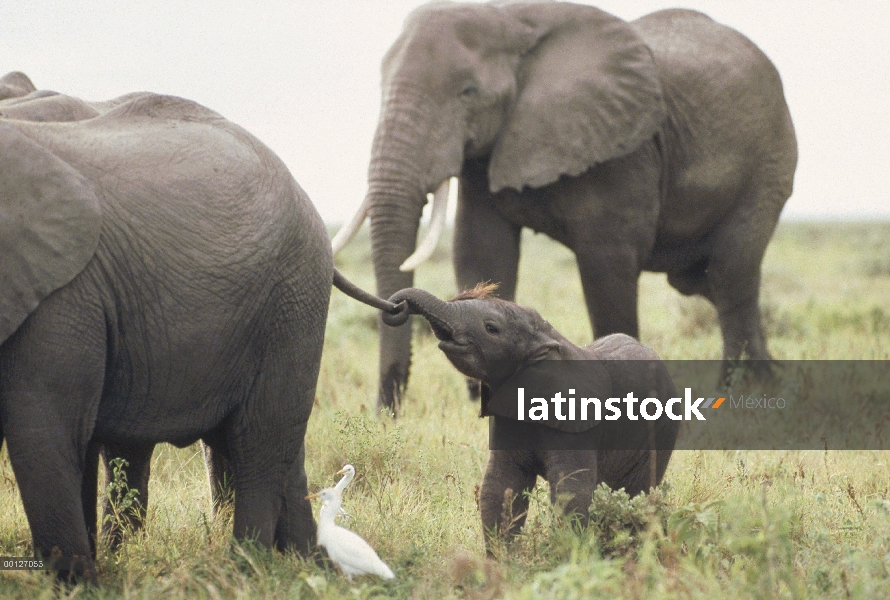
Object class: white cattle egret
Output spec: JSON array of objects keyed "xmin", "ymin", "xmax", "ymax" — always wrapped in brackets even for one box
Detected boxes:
[
  {"xmin": 306, "ymin": 467, "xmax": 394, "ymax": 582},
  {"xmin": 323, "ymin": 464, "xmax": 362, "ymax": 529},
  {"xmin": 333, "ymin": 464, "xmax": 355, "ymax": 518},
  {"xmin": 334, "ymin": 464, "xmax": 355, "ymax": 494}
]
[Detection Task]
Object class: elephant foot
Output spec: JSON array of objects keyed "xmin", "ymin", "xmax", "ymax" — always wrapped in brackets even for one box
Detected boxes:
[
  {"xmin": 377, "ymin": 364, "xmax": 407, "ymax": 416},
  {"xmin": 720, "ymin": 357, "xmax": 780, "ymax": 389},
  {"xmin": 51, "ymin": 556, "xmax": 95, "ymax": 585}
]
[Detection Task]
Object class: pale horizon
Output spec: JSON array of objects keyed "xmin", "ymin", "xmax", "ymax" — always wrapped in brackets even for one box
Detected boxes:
[{"xmin": 2, "ymin": 1, "xmax": 888, "ymax": 223}]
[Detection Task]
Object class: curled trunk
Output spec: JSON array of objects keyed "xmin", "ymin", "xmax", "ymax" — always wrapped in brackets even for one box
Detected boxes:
[{"xmin": 383, "ymin": 288, "xmax": 458, "ymax": 336}]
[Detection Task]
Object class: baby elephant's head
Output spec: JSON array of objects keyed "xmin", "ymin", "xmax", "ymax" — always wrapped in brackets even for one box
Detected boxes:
[{"xmin": 385, "ymin": 284, "xmax": 564, "ymax": 384}]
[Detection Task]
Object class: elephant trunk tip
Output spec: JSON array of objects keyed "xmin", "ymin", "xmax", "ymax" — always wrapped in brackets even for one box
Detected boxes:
[{"xmin": 382, "ymin": 300, "xmax": 411, "ymax": 326}]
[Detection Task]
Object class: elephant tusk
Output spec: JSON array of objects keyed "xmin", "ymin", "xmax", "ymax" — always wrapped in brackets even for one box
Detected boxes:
[
  {"xmin": 331, "ymin": 194, "xmax": 372, "ymax": 255},
  {"xmin": 399, "ymin": 178, "xmax": 451, "ymax": 272}
]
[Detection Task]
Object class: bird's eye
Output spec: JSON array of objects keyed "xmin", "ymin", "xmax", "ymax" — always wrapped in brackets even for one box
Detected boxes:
[{"xmin": 485, "ymin": 322, "xmax": 499, "ymax": 335}]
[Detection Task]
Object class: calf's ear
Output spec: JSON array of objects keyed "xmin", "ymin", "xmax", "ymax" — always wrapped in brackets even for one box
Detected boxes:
[{"xmin": 528, "ymin": 340, "xmax": 560, "ymax": 362}]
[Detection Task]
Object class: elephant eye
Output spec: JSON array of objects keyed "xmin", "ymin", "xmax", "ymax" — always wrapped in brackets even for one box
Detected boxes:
[
  {"xmin": 460, "ymin": 84, "xmax": 478, "ymax": 98},
  {"xmin": 485, "ymin": 322, "xmax": 500, "ymax": 335}
]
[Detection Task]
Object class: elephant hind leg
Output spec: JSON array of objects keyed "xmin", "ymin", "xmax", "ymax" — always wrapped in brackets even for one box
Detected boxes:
[
  {"xmin": 228, "ymin": 421, "xmax": 316, "ymax": 555},
  {"xmin": 227, "ymin": 334, "xmax": 320, "ymax": 554},
  {"xmin": 705, "ymin": 197, "xmax": 785, "ymax": 363},
  {"xmin": 272, "ymin": 442, "xmax": 315, "ymax": 555}
]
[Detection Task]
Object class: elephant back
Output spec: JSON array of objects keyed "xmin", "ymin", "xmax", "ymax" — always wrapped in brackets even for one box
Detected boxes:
[{"xmin": 0, "ymin": 91, "xmax": 101, "ymax": 122}]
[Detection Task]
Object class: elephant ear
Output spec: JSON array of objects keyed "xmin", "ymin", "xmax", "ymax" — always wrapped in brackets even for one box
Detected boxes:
[
  {"xmin": 484, "ymin": 359, "xmax": 613, "ymax": 433},
  {"xmin": 0, "ymin": 123, "xmax": 101, "ymax": 344},
  {"xmin": 489, "ymin": 4, "xmax": 665, "ymax": 192},
  {"xmin": 0, "ymin": 72, "xmax": 37, "ymax": 101}
]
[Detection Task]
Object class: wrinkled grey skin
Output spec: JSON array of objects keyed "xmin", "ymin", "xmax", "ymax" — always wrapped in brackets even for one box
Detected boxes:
[
  {"xmin": 1, "ymin": 74, "xmax": 207, "ymax": 552},
  {"xmin": 0, "ymin": 72, "xmax": 381, "ymax": 577},
  {"xmin": 386, "ymin": 287, "xmax": 678, "ymax": 552},
  {"xmin": 346, "ymin": 2, "xmax": 797, "ymax": 411}
]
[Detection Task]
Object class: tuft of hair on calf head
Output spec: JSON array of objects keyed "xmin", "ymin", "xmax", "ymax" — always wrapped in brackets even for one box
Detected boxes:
[{"xmin": 451, "ymin": 281, "xmax": 499, "ymax": 301}]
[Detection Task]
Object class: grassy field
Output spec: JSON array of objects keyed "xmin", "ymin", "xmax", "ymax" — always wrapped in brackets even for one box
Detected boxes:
[{"xmin": 1, "ymin": 221, "xmax": 888, "ymax": 598}]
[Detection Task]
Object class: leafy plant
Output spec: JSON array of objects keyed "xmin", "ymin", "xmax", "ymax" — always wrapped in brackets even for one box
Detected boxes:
[{"xmin": 103, "ymin": 457, "xmax": 142, "ymax": 544}]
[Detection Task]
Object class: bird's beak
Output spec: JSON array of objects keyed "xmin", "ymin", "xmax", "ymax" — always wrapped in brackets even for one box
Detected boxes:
[
  {"xmin": 305, "ymin": 492, "xmax": 319, "ymax": 500},
  {"xmin": 336, "ymin": 468, "xmax": 349, "ymax": 475}
]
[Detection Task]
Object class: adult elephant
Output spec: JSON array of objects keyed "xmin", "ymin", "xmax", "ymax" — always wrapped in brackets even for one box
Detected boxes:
[
  {"xmin": 0, "ymin": 73, "xmax": 401, "ymax": 577},
  {"xmin": 333, "ymin": 2, "xmax": 797, "ymax": 411}
]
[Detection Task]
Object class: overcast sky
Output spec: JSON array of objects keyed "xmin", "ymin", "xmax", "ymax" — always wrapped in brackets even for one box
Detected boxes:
[{"xmin": 2, "ymin": 1, "xmax": 887, "ymax": 222}]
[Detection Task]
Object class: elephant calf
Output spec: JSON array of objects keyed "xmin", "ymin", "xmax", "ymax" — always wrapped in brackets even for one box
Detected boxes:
[{"xmin": 385, "ymin": 284, "xmax": 679, "ymax": 551}]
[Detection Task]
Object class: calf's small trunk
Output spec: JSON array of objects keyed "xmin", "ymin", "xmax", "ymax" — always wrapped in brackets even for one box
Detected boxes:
[{"xmin": 383, "ymin": 288, "xmax": 458, "ymax": 336}]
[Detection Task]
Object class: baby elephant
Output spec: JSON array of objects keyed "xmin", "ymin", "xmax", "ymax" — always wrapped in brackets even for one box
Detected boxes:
[{"xmin": 384, "ymin": 284, "xmax": 679, "ymax": 551}]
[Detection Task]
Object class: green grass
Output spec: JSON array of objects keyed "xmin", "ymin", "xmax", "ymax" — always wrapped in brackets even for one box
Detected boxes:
[{"xmin": 1, "ymin": 221, "xmax": 889, "ymax": 598}]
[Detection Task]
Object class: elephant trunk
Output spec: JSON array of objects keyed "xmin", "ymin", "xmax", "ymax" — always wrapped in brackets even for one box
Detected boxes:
[
  {"xmin": 384, "ymin": 288, "xmax": 459, "ymax": 341},
  {"xmin": 365, "ymin": 86, "xmax": 439, "ymax": 410}
]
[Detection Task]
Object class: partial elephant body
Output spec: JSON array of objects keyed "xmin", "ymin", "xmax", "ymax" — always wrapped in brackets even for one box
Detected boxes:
[
  {"xmin": 384, "ymin": 286, "xmax": 679, "ymax": 552},
  {"xmin": 335, "ymin": 3, "xmax": 797, "ymax": 411},
  {"xmin": 0, "ymin": 76, "xmax": 331, "ymax": 574},
  {"xmin": 0, "ymin": 72, "xmax": 152, "ymax": 123}
]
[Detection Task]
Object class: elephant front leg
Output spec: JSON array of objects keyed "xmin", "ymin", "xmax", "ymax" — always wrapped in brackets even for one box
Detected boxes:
[
  {"xmin": 479, "ymin": 451, "xmax": 537, "ymax": 556},
  {"xmin": 0, "ymin": 302, "xmax": 106, "ymax": 580},
  {"xmin": 100, "ymin": 441, "xmax": 154, "ymax": 549},
  {"xmin": 378, "ymin": 315, "xmax": 412, "ymax": 414},
  {"xmin": 575, "ymin": 245, "xmax": 641, "ymax": 339},
  {"xmin": 454, "ymin": 167, "xmax": 522, "ymax": 300}
]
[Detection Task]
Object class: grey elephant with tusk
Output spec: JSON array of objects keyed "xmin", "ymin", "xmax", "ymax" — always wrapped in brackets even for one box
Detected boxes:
[
  {"xmin": 383, "ymin": 283, "xmax": 679, "ymax": 552},
  {"xmin": 334, "ymin": 1, "xmax": 797, "ymax": 413}
]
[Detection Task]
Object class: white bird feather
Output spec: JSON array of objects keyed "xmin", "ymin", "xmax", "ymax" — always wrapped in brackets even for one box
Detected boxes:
[{"xmin": 306, "ymin": 465, "xmax": 394, "ymax": 582}]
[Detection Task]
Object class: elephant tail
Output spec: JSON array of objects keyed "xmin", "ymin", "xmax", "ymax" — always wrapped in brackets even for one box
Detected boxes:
[{"xmin": 332, "ymin": 269, "xmax": 409, "ymax": 325}]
